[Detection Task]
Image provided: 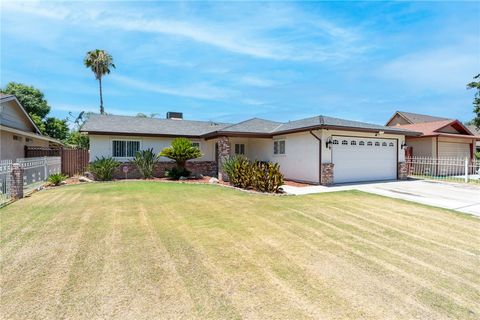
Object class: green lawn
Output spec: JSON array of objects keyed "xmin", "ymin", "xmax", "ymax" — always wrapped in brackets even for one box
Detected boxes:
[{"xmin": 1, "ymin": 182, "xmax": 479, "ymax": 319}]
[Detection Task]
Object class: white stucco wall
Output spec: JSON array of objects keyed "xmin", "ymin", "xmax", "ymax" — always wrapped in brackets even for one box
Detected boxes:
[
  {"xmin": 271, "ymin": 131, "xmax": 320, "ymax": 184},
  {"xmin": 88, "ymin": 135, "xmax": 215, "ymax": 162}
]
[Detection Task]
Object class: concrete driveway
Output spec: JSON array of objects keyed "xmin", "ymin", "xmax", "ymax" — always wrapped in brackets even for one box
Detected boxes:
[{"xmin": 282, "ymin": 180, "xmax": 480, "ymax": 216}]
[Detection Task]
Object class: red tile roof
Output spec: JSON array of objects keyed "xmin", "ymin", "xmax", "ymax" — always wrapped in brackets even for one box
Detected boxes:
[{"xmin": 394, "ymin": 120, "xmax": 479, "ymax": 140}]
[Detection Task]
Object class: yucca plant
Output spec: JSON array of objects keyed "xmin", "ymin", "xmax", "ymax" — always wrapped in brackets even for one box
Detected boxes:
[
  {"xmin": 132, "ymin": 148, "xmax": 160, "ymax": 179},
  {"xmin": 252, "ymin": 161, "xmax": 284, "ymax": 193},
  {"xmin": 88, "ymin": 157, "xmax": 119, "ymax": 181},
  {"xmin": 48, "ymin": 173, "xmax": 68, "ymax": 186}
]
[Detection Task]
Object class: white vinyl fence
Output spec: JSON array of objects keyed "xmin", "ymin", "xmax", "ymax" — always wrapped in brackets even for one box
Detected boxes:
[
  {"xmin": 405, "ymin": 157, "xmax": 480, "ymax": 184},
  {"xmin": 0, "ymin": 160, "xmax": 13, "ymax": 204},
  {"xmin": 0, "ymin": 157, "xmax": 61, "ymax": 205}
]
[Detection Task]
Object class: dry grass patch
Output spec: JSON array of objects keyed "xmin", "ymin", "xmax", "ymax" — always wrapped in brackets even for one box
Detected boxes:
[{"xmin": 1, "ymin": 182, "xmax": 479, "ymax": 319}]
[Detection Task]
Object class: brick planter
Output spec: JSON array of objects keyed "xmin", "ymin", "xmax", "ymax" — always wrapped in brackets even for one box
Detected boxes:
[
  {"xmin": 321, "ymin": 163, "xmax": 334, "ymax": 186},
  {"xmin": 113, "ymin": 161, "xmax": 217, "ymax": 179},
  {"xmin": 398, "ymin": 162, "xmax": 408, "ymax": 180}
]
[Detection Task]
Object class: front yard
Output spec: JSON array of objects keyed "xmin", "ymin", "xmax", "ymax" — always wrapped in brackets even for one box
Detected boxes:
[{"xmin": 1, "ymin": 182, "xmax": 479, "ymax": 319}]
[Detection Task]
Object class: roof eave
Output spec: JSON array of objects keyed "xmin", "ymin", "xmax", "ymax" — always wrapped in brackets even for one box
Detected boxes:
[{"xmin": 82, "ymin": 130, "xmax": 204, "ymax": 139}]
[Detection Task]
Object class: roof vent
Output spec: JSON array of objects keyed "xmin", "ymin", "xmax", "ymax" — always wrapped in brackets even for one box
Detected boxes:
[{"xmin": 166, "ymin": 112, "xmax": 183, "ymax": 120}]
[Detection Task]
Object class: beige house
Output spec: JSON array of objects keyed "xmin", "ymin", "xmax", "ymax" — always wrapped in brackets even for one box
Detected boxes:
[
  {"xmin": 386, "ymin": 111, "xmax": 478, "ymax": 159},
  {"xmin": 0, "ymin": 94, "xmax": 61, "ymax": 161}
]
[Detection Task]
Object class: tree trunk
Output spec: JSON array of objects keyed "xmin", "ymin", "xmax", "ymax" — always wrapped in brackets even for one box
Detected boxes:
[
  {"xmin": 177, "ymin": 160, "xmax": 186, "ymax": 170},
  {"xmin": 99, "ymin": 77, "xmax": 104, "ymax": 115}
]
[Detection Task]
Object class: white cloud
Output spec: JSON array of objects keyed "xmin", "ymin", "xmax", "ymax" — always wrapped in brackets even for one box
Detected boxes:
[
  {"xmin": 239, "ymin": 75, "xmax": 278, "ymax": 87},
  {"xmin": 1, "ymin": 1, "xmax": 365, "ymax": 62},
  {"xmin": 110, "ymin": 74, "xmax": 235, "ymax": 100},
  {"xmin": 379, "ymin": 45, "xmax": 479, "ymax": 91}
]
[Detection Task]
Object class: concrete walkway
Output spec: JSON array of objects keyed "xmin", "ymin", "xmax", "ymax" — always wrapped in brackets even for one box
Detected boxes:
[{"xmin": 282, "ymin": 180, "xmax": 480, "ymax": 216}]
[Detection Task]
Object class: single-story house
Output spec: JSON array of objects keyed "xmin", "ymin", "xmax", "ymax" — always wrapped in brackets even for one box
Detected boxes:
[
  {"xmin": 467, "ymin": 125, "xmax": 480, "ymax": 152},
  {"xmin": 386, "ymin": 111, "xmax": 478, "ymax": 159},
  {"xmin": 81, "ymin": 112, "xmax": 419, "ymax": 185},
  {"xmin": 0, "ymin": 94, "xmax": 61, "ymax": 161}
]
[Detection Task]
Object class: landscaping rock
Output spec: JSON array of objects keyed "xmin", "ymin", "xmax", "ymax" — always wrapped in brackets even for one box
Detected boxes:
[
  {"xmin": 209, "ymin": 177, "xmax": 219, "ymax": 184},
  {"xmin": 179, "ymin": 176, "xmax": 188, "ymax": 180},
  {"xmin": 79, "ymin": 176, "xmax": 93, "ymax": 183}
]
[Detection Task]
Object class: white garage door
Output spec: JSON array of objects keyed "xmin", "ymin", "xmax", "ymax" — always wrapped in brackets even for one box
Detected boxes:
[
  {"xmin": 332, "ymin": 136, "xmax": 397, "ymax": 184},
  {"xmin": 438, "ymin": 142, "xmax": 470, "ymax": 159}
]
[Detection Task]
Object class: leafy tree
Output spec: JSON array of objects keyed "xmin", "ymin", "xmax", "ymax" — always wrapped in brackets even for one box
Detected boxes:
[
  {"xmin": 467, "ymin": 74, "xmax": 480, "ymax": 129},
  {"xmin": 30, "ymin": 113, "xmax": 46, "ymax": 133},
  {"xmin": 1, "ymin": 82, "xmax": 50, "ymax": 118},
  {"xmin": 44, "ymin": 117, "xmax": 69, "ymax": 140},
  {"xmin": 84, "ymin": 49, "xmax": 115, "ymax": 115},
  {"xmin": 160, "ymin": 138, "xmax": 202, "ymax": 170},
  {"xmin": 66, "ymin": 131, "xmax": 90, "ymax": 148}
]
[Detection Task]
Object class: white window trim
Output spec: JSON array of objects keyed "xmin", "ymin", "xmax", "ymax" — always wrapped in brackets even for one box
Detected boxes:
[
  {"xmin": 191, "ymin": 140, "xmax": 201, "ymax": 151},
  {"xmin": 234, "ymin": 143, "xmax": 246, "ymax": 155},
  {"xmin": 273, "ymin": 139, "xmax": 286, "ymax": 156},
  {"xmin": 111, "ymin": 138, "xmax": 142, "ymax": 161}
]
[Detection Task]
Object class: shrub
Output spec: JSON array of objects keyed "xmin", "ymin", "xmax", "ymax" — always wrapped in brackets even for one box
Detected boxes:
[
  {"xmin": 223, "ymin": 155, "xmax": 254, "ymax": 189},
  {"xmin": 47, "ymin": 173, "xmax": 68, "ymax": 186},
  {"xmin": 252, "ymin": 161, "xmax": 284, "ymax": 193},
  {"xmin": 132, "ymin": 148, "xmax": 160, "ymax": 179},
  {"xmin": 88, "ymin": 157, "xmax": 119, "ymax": 181},
  {"xmin": 223, "ymin": 156, "xmax": 284, "ymax": 192},
  {"xmin": 159, "ymin": 138, "xmax": 202, "ymax": 170},
  {"xmin": 165, "ymin": 167, "xmax": 191, "ymax": 180}
]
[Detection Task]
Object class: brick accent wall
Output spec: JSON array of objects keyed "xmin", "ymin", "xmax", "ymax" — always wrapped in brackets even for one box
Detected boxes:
[
  {"xmin": 398, "ymin": 162, "xmax": 408, "ymax": 180},
  {"xmin": 10, "ymin": 163, "xmax": 24, "ymax": 199},
  {"xmin": 113, "ymin": 161, "xmax": 217, "ymax": 179},
  {"xmin": 216, "ymin": 136, "xmax": 230, "ymax": 181},
  {"xmin": 320, "ymin": 163, "xmax": 334, "ymax": 186}
]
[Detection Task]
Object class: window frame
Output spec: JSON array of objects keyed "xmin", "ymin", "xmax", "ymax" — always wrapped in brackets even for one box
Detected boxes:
[
  {"xmin": 234, "ymin": 143, "xmax": 245, "ymax": 155},
  {"xmin": 111, "ymin": 139, "xmax": 141, "ymax": 159},
  {"xmin": 273, "ymin": 139, "xmax": 286, "ymax": 155}
]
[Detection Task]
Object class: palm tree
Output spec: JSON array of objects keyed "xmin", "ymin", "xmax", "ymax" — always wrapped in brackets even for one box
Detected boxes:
[{"xmin": 84, "ymin": 49, "xmax": 115, "ymax": 115}]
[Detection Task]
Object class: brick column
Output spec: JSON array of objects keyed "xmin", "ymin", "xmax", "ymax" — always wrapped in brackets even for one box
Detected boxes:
[
  {"xmin": 10, "ymin": 163, "xmax": 24, "ymax": 199},
  {"xmin": 320, "ymin": 163, "xmax": 334, "ymax": 186},
  {"xmin": 398, "ymin": 162, "xmax": 408, "ymax": 180},
  {"xmin": 217, "ymin": 136, "xmax": 230, "ymax": 181}
]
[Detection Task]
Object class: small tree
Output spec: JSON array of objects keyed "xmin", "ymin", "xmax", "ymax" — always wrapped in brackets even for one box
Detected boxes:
[{"xmin": 160, "ymin": 138, "xmax": 202, "ymax": 175}]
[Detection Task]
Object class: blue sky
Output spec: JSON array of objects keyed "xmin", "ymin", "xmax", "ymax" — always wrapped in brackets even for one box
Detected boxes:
[{"xmin": 1, "ymin": 1, "xmax": 479, "ymax": 125}]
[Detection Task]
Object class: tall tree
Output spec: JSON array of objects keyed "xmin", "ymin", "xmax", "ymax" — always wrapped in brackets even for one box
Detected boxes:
[
  {"xmin": 84, "ymin": 49, "xmax": 115, "ymax": 115},
  {"xmin": 1, "ymin": 82, "xmax": 50, "ymax": 118},
  {"xmin": 467, "ymin": 74, "xmax": 480, "ymax": 129},
  {"xmin": 44, "ymin": 117, "xmax": 69, "ymax": 141}
]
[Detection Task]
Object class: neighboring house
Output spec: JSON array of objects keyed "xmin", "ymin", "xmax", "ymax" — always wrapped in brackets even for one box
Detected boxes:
[
  {"xmin": 0, "ymin": 94, "xmax": 61, "ymax": 160},
  {"xmin": 386, "ymin": 111, "xmax": 478, "ymax": 159},
  {"xmin": 81, "ymin": 112, "xmax": 419, "ymax": 185},
  {"xmin": 467, "ymin": 125, "xmax": 480, "ymax": 152}
]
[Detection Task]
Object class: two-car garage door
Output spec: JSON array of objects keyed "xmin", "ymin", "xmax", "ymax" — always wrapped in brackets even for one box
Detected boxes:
[{"xmin": 332, "ymin": 136, "xmax": 397, "ymax": 184}]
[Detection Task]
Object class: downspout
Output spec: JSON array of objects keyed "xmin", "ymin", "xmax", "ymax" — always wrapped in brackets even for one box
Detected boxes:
[{"xmin": 310, "ymin": 130, "xmax": 322, "ymax": 185}]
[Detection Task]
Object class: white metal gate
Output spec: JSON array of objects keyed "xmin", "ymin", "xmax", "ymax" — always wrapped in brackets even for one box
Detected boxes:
[{"xmin": 0, "ymin": 160, "xmax": 12, "ymax": 204}]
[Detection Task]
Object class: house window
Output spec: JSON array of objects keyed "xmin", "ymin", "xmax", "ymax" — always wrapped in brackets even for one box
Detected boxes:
[
  {"xmin": 359, "ymin": 141, "xmax": 365, "ymax": 146},
  {"xmin": 367, "ymin": 141, "xmax": 373, "ymax": 146},
  {"xmin": 382, "ymin": 142, "xmax": 387, "ymax": 146},
  {"xmin": 26, "ymin": 138, "xmax": 33, "ymax": 143},
  {"xmin": 192, "ymin": 142, "xmax": 200, "ymax": 149},
  {"xmin": 389, "ymin": 142, "xmax": 394, "ymax": 147},
  {"xmin": 333, "ymin": 139, "xmax": 339, "ymax": 145},
  {"xmin": 112, "ymin": 140, "xmax": 140, "ymax": 158},
  {"xmin": 13, "ymin": 135, "xmax": 23, "ymax": 142},
  {"xmin": 351, "ymin": 141, "xmax": 356, "ymax": 146},
  {"xmin": 235, "ymin": 143, "xmax": 245, "ymax": 155},
  {"xmin": 342, "ymin": 140, "xmax": 348, "ymax": 145},
  {"xmin": 274, "ymin": 140, "xmax": 285, "ymax": 155},
  {"xmin": 375, "ymin": 142, "xmax": 380, "ymax": 146}
]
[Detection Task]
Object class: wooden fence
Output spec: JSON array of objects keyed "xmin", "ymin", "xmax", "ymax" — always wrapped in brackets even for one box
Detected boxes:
[{"xmin": 24, "ymin": 146, "xmax": 89, "ymax": 176}]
